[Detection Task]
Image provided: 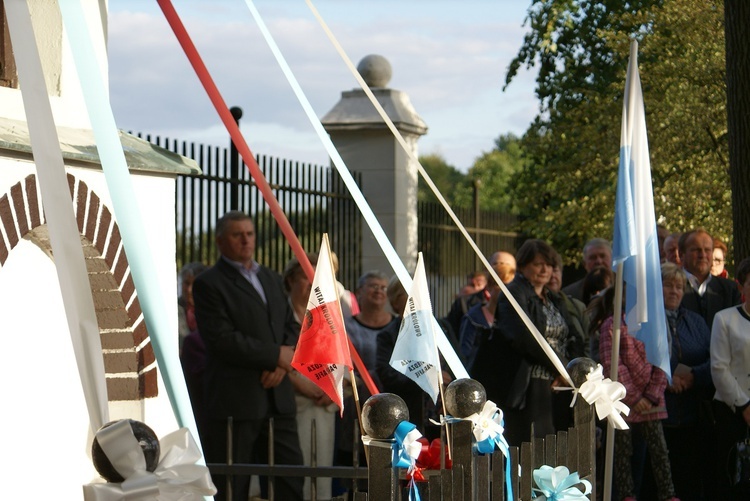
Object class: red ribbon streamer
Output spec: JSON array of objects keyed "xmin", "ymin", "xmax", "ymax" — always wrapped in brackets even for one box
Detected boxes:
[{"xmin": 156, "ymin": 0, "xmax": 379, "ymax": 397}]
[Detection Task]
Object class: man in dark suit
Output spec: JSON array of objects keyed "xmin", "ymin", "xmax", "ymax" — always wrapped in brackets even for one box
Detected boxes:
[
  {"xmin": 193, "ymin": 211, "xmax": 303, "ymax": 501},
  {"xmin": 679, "ymin": 229, "xmax": 741, "ymax": 328},
  {"xmin": 677, "ymin": 228, "xmax": 740, "ymax": 499}
]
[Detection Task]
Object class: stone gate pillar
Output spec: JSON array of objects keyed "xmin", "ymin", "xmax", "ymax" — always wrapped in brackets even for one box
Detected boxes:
[{"xmin": 322, "ymin": 54, "xmax": 427, "ymax": 279}]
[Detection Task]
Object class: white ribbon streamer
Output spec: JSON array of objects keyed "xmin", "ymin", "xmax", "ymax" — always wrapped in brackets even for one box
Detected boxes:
[
  {"xmin": 84, "ymin": 420, "xmax": 216, "ymax": 501},
  {"xmin": 301, "ymin": 0, "xmax": 574, "ymax": 388},
  {"xmin": 243, "ymin": 0, "xmax": 469, "ymax": 380},
  {"xmin": 4, "ymin": 0, "xmax": 109, "ymax": 431}
]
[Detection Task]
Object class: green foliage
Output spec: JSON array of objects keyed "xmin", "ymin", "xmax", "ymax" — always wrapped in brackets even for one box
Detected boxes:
[
  {"xmin": 418, "ymin": 136, "xmax": 529, "ymax": 214},
  {"xmin": 417, "ymin": 154, "xmax": 471, "ymax": 205},
  {"xmin": 465, "ymin": 134, "xmax": 529, "ymax": 213},
  {"xmin": 506, "ymin": 0, "xmax": 730, "ymax": 264}
]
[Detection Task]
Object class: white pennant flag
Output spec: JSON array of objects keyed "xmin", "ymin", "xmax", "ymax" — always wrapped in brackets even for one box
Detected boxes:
[{"xmin": 389, "ymin": 253, "xmax": 441, "ymax": 403}]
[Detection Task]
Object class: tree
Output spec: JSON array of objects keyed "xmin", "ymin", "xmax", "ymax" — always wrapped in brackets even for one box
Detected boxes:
[
  {"xmin": 417, "ymin": 153, "xmax": 470, "ymax": 206},
  {"xmin": 462, "ymin": 134, "xmax": 529, "ymax": 213},
  {"xmin": 725, "ymin": 0, "xmax": 750, "ymax": 261},
  {"xmin": 506, "ymin": 0, "xmax": 731, "ymax": 264}
]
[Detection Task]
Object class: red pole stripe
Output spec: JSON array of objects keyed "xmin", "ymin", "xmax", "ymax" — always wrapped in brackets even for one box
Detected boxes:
[{"xmin": 156, "ymin": 0, "xmax": 379, "ymax": 396}]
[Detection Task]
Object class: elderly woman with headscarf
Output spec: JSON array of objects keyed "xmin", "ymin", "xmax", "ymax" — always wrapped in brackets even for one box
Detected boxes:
[{"xmin": 471, "ymin": 239, "xmax": 584, "ymax": 446}]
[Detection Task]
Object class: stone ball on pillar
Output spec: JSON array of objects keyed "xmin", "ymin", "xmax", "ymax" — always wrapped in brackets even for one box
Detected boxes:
[
  {"xmin": 445, "ymin": 378, "xmax": 487, "ymax": 418},
  {"xmin": 357, "ymin": 54, "xmax": 392, "ymax": 88},
  {"xmin": 361, "ymin": 393, "xmax": 410, "ymax": 439},
  {"xmin": 567, "ymin": 357, "xmax": 598, "ymax": 387},
  {"xmin": 92, "ymin": 419, "xmax": 160, "ymax": 482}
]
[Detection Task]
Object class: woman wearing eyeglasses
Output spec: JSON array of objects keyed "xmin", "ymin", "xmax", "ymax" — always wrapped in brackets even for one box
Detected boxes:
[
  {"xmin": 712, "ymin": 238, "xmax": 729, "ymax": 279},
  {"xmin": 335, "ymin": 270, "xmax": 394, "ymax": 496},
  {"xmin": 472, "ymin": 239, "xmax": 584, "ymax": 446},
  {"xmin": 345, "ymin": 270, "xmax": 394, "ymax": 389}
]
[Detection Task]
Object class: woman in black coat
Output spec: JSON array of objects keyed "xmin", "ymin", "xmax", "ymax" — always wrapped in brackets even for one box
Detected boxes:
[{"xmin": 471, "ymin": 239, "xmax": 584, "ymax": 446}]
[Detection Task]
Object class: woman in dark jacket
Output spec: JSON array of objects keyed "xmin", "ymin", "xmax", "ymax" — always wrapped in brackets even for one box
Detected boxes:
[
  {"xmin": 661, "ymin": 262, "xmax": 713, "ymax": 500},
  {"xmin": 471, "ymin": 239, "xmax": 584, "ymax": 446}
]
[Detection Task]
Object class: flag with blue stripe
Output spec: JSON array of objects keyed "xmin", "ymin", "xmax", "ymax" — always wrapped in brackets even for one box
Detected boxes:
[{"xmin": 612, "ymin": 40, "xmax": 671, "ymax": 381}]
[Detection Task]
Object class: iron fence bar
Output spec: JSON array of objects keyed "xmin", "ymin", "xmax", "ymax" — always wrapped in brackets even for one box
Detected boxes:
[{"xmin": 207, "ymin": 464, "xmax": 370, "ymax": 479}]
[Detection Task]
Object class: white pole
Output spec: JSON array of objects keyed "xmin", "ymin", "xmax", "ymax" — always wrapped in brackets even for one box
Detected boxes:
[{"xmin": 603, "ymin": 261, "xmax": 625, "ymax": 501}]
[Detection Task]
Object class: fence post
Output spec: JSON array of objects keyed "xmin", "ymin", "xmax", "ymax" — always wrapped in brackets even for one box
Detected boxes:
[
  {"xmin": 229, "ymin": 106, "xmax": 242, "ymax": 210},
  {"xmin": 568, "ymin": 357, "xmax": 598, "ymax": 501},
  {"xmin": 367, "ymin": 444, "xmax": 399, "ymax": 500},
  {"xmin": 444, "ymin": 378, "xmax": 493, "ymax": 501}
]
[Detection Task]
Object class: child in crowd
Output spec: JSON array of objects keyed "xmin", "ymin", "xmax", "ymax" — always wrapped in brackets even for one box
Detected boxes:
[{"xmin": 590, "ymin": 287, "xmax": 679, "ymax": 501}]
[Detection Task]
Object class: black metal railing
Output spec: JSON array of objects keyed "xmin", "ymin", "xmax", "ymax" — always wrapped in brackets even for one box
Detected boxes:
[
  {"xmin": 134, "ymin": 133, "xmax": 363, "ymax": 289},
  {"xmin": 133, "ymin": 131, "xmax": 520, "ymax": 308},
  {"xmin": 418, "ymin": 201, "xmax": 521, "ymax": 317}
]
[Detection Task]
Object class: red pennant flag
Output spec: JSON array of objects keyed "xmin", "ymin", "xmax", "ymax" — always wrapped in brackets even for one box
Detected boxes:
[{"xmin": 292, "ymin": 235, "xmax": 352, "ymax": 413}]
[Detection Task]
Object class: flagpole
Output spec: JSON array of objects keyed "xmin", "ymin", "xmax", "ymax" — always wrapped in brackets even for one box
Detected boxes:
[
  {"xmin": 323, "ymin": 234, "xmax": 370, "ymax": 466},
  {"xmin": 349, "ymin": 368, "xmax": 370, "ymax": 466},
  {"xmin": 431, "ymin": 317, "xmax": 453, "ymax": 461},
  {"xmin": 603, "ymin": 261, "xmax": 625, "ymax": 501}
]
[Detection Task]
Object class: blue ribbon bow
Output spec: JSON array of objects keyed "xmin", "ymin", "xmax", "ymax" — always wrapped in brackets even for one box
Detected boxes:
[
  {"xmin": 467, "ymin": 401, "xmax": 510, "ymax": 456},
  {"xmin": 467, "ymin": 401, "xmax": 513, "ymax": 500},
  {"xmin": 393, "ymin": 421, "xmax": 423, "ymax": 501},
  {"xmin": 532, "ymin": 465, "xmax": 591, "ymax": 501}
]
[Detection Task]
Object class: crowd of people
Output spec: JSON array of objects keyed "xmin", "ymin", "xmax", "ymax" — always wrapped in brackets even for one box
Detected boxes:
[{"xmin": 176, "ymin": 210, "xmax": 750, "ymax": 501}]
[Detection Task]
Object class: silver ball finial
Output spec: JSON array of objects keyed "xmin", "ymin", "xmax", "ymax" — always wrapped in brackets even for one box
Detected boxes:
[{"xmin": 357, "ymin": 54, "xmax": 392, "ymax": 88}]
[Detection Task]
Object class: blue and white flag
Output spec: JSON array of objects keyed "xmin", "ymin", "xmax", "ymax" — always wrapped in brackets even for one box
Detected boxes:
[
  {"xmin": 390, "ymin": 253, "xmax": 441, "ymax": 403},
  {"xmin": 612, "ymin": 40, "xmax": 671, "ymax": 380}
]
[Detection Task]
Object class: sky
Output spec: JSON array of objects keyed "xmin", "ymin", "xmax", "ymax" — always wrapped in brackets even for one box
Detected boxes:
[{"xmin": 107, "ymin": 1, "xmax": 539, "ymax": 172}]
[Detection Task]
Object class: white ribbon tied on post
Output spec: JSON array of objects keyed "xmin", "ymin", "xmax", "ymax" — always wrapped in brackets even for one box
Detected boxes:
[
  {"xmin": 576, "ymin": 364, "xmax": 630, "ymax": 430},
  {"xmin": 83, "ymin": 421, "xmax": 216, "ymax": 500},
  {"xmin": 467, "ymin": 401, "xmax": 510, "ymax": 456}
]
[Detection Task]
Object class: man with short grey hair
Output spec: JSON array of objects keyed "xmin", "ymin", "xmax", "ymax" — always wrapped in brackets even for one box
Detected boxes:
[
  {"xmin": 193, "ymin": 211, "xmax": 303, "ymax": 501},
  {"xmin": 562, "ymin": 238, "xmax": 612, "ymax": 302}
]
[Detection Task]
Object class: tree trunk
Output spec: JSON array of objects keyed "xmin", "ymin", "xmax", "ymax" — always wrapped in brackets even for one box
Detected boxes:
[{"xmin": 725, "ymin": 0, "xmax": 750, "ymax": 262}]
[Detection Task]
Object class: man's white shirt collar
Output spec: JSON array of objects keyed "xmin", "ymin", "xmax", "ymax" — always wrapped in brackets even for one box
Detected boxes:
[{"xmin": 684, "ymin": 268, "xmax": 711, "ymax": 297}]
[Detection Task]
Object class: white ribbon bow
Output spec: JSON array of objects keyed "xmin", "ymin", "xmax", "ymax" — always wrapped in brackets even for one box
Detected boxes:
[
  {"xmin": 466, "ymin": 401, "xmax": 510, "ymax": 456},
  {"xmin": 576, "ymin": 364, "xmax": 630, "ymax": 430},
  {"xmin": 83, "ymin": 421, "xmax": 216, "ymax": 500}
]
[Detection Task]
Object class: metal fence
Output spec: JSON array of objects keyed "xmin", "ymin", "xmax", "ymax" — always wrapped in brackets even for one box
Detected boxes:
[
  {"xmin": 135, "ymin": 132, "xmax": 520, "ymax": 306},
  {"xmin": 134, "ymin": 133, "xmax": 363, "ymax": 289},
  {"xmin": 418, "ymin": 201, "xmax": 521, "ymax": 317}
]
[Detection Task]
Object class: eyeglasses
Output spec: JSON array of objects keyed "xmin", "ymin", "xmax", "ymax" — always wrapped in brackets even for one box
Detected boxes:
[
  {"xmin": 366, "ymin": 284, "xmax": 388, "ymax": 292},
  {"xmin": 713, "ymin": 258, "xmax": 724, "ymax": 264}
]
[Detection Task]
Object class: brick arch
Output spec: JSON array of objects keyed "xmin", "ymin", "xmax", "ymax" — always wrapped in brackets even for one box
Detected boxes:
[{"xmin": 0, "ymin": 173, "xmax": 157, "ymax": 401}]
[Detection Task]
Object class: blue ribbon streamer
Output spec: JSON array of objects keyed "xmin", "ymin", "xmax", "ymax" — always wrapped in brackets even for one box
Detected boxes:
[{"xmin": 57, "ymin": 1, "xmax": 200, "ymax": 449}]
